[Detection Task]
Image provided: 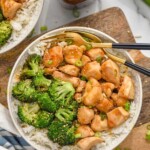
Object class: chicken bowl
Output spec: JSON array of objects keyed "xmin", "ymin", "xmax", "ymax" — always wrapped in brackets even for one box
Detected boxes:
[
  {"xmin": 7, "ymin": 27, "xmax": 142, "ymax": 150},
  {"xmin": 0, "ymin": 0, "xmax": 44, "ymax": 54}
]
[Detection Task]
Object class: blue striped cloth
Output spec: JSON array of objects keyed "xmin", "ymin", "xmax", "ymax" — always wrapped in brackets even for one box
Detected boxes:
[{"xmin": 0, "ymin": 128, "xmax": 34, "ymax": 150}]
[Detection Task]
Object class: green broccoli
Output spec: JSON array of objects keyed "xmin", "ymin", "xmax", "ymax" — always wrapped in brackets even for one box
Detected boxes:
[
  {"xmin": 18, "ymin": 103, "xmax": 40, "ymax": 124},
  {"xmin": 12, "ymin": 80, "xmax": 37, "ymax": 102},
  {"xmin": 49, "ymin": 79, "xmax": 75, "ymax": 106},
  {"xmin": 33, "ymin": 74, "xmax": 51, "ymax": 91},
  {"xmin": 55, "ymin": 108, "xmax": 76, "ymax": 122},
  {"xmin": 0, "ymin": 9, "xmax": 4, "ymax": 22},
  {"xmin": 0, "ymin": 21, "xmax": 12, "ymax": 46},
  {"xmin": 37, "ymin": 92, "xmax": 58, "ymax": 113},
  {"xmin": 21, "ymin": 54, "xmax": 43, "ymax": 79},
  {"xmin": 55, "ymin": 101, "xmax": 78, "ymax": 122},
  {"xmin": 48, "ymin": 121, "xmax": 79, "ymax": 145},
  {"xmin": 18, "ymin": 103, "xmax": 54, "ymax": 128}
]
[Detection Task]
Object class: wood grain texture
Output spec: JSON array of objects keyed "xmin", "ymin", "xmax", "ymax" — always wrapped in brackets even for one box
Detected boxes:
[
  {"xmin": 120, "ymin": 123, "xmax": 150, "ymax": 149},
  {"xmin": 0, "ymin": 7, "xmax": 150, "ymax": 127}
]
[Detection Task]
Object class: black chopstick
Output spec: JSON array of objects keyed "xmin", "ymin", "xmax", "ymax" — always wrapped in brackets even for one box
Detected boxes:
[
  {"xmin": 124, "ymin": 61, "xmax": 150, "ymax": 76},
  {"xmin": 113, "ymin": 43, "xmax": 150, "ymax": 50}
]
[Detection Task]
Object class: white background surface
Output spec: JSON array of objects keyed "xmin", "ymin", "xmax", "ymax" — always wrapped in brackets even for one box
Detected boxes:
[{"xmin": 35, "ymin": 0, "xmax": 150, "ymax": 57}]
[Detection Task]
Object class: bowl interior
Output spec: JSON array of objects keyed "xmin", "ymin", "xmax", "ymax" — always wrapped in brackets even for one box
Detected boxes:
[{"xmin": 7, "ymin": 27, "xmax": 142, "ymax": 150}]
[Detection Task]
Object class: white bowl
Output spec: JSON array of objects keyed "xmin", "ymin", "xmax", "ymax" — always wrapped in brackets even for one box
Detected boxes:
[
  {"xmin": 0, "ymin": 0, "xmax": 44, "ymax": 54},
  {"xmin": 7, "ymin": 27, "xmax": 142, "ymax": 150}
]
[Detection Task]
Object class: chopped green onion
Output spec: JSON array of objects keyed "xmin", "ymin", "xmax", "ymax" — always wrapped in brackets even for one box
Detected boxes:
[
  {"xmin": 40, "ymin": 26, "xmax": 48, "ymax": 32},
  {"xmin": 95, "ymin": 132, "xmax": 101, "ymax": 137},
  {"xmin": 75, "ymin": 133, "xmax": 81, "ymax": 138},
  {"xmin": 83, "ymin": 36, "xmax": 91, "ymax": 42},
  {"xmin": 48, "ymin": 60, "xmax": 53, "ymax": 65},
  {"xmin": 145, "ymin": 130, "xmax": 150, "ymax": 141},
  {"xmin": 96, "ymin": 56, "xmax": 102, "ymax": 63},
  {"xmin": 76, "ymin": 98, "xmax": 82, "ymax": 103},
  {"xmin": 100, "ymin": 112, "xmax": 107, "ymax": 120},
  {"xmin": 7, "ymin": 67, "xmax": 12, "ymax": 74},
  {"xmin": 72, "ymin": 8, "xmax": 80, "ymax": 18},
  {"xmin": 85, "ymin": 43, "xmax": 92, "ymax": 51},
  {"xmin": 75, "ymin": 60, "xmax": 83, "ymax": 67},
  {"xmin": 147, "ymin": 124, "xmax": 150, "ymax": 130},
  {"xmin": 65, "ymin": 39, "xmax": 73, "ymax": 45},
  {"xmin": 80, "ymin": 76, "xmax": 87, "ymax": 81},
  {"xmin": 124, "ymin": 101, "xmax": 131, "ymax": 111},
  {"xmin": 27, "ymin": 29, "xmax": 35, "ymax": 38},
  {"xmin": 124, "ymin": 148, "xmax": 130, "ymax": 150},
  {"xmin": 114, "ymin": 146, "xmax": 121, "ymax": 150},
  {"xmin": 143, "ymin": 0, "xmax": 150, "ymax": 6},
  {"xmin": 88, "ymin": 106, "xmax": 93, "ymax": 109}
]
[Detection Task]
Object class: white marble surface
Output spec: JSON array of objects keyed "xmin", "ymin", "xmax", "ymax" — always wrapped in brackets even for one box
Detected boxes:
[{"xmin": 35, "ymin": 0, "xmax": 150, "ymax": 57}]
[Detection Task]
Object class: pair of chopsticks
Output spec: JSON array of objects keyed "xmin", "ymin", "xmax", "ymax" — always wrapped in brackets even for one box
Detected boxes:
[{"xmin": 96, "ymin": 43, "xmax": 150, "ymax": 50}]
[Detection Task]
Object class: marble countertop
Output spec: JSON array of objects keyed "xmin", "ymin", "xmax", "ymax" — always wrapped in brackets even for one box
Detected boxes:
[{"xmin": 35, "ymin": 0, "xmax": 150, "ymax": 57}]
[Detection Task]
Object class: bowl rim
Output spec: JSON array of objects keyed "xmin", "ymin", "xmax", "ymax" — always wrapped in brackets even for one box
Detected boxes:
[
  {"xmin": 7, "ymin": 26, "xmax": 143, "ymax": 150},
  {"xmin": 0, "ymin": 0, "xmax": 44, "ymax": 54}
]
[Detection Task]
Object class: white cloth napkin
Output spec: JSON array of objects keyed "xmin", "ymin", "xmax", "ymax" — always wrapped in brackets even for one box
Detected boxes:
[{"xmin": 0, "ymin": 104, "xmax": 20, "ymax": 136}]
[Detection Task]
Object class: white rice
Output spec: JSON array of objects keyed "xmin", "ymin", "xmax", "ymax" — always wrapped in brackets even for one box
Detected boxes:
[{"xmin": 0, "ymin": 0, "xmax": 43, "ymax": 53}]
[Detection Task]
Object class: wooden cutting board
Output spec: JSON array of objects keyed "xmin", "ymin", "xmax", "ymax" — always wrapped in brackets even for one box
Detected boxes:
[{"xmin": 0, "ymin": 7, "xmax": 150, "ymax": 149}]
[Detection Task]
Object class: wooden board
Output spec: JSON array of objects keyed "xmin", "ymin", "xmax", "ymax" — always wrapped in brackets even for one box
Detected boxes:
[{"xmin": 0, "ymin": 7, "xmax": 150, "ymax": 149}]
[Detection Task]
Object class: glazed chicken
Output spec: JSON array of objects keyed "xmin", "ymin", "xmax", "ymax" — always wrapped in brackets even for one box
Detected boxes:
[
  {"xmin": 52, "ymin": 71, "xmax": 80, "ymax": 87},
  {"xmin": 96, "ymin": 97, "xmax": 114, "ymax": 113},
  {"xmin": 101, "ymin": 59, "xmax": 120, "ymax": 86},
  {"xmin": 63, "ymin": 45, "xmax": 83, "ymax": 65},
  {"xmin": 0, "ymin": 0, "xmax": 22, "ymax": 20},
  {"xmin": 74, "ymin": 93, "xmax": 82, "ymax": 102},
  {"xmin": 101, "ymin": 82, "xmax": 115, "ymax": 98},
  {"xmin": 86, "ymin": 48, "xmax": 105, "ymax": 61},
  {"xmin": 38, "ymin": 32, "xmax": 135, "ymax": 148},
  {"xmin": 118, "ymin": 75, "xmax": 135, "ymax": 100},
  {"xmin": 81, "ymin": 61, "xmax": 101, "ymax": 80},
  {"xmin": 107, "ymin": 107, "xmax": 129, "ymax": 128},
  {"xmin": 76, "ymin": 80, "xmax": 86, "ymax": 93},
  {"xmin": 91, "ymin": 115, "xmax": 108, "ymax": 132},
  {"xmin": 77, "ymin": 137, "xmax": 104, "ymax": 150},
  {"xmin": 59, "ymin": 64, "xmax": 80, "ymax": 77},
  {"xmin": 43, "ymin": 46, "xmax": 63, "ymax": 68},
  {"xmin": 81, "ymin": 55, "xmax": 91, "ymax": 66},
  {"xmin": 82, "ymin": 78, "xmax": 103, "ymax": 107},
  {"xmin": 77, "ymin": 106, "xmax": 94, "ymax": 124},
  {"xmin": 111, "ymin": 93, "xmax": 127, "ymax": 107},
  {"xmin": 76, "ymin": 125, "xmax": 94, "ymax": 138}
]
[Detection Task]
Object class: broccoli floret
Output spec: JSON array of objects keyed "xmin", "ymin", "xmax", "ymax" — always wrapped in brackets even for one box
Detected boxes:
[
  {"xmin": 12, "ymin": 80, "xmax": 37, "ymax": 102},
  {"xmin": 33, "ymin": 74, "xmax": 51, "ymax": 91},
  {"xmin": 48, "ymin": 121, "xmax": 78, "ymax": 145},
  {"xmin": 21, "ymin": 54, "xmax": 43, "ymax": 79},
  {"xmin": 33, "ymin": 111, "xmax": 54, "ymax": 128},
  {"xmin": 55, "ymin": 101, "xmax": 78, "ymax": 122},
  {"xmin": 18, "ymin": 103, "xmax": 53, "ymax": 128},
  {"xmin": 55, "ymin": 108, "xmax": 76, "ymax": 122},
  {"xmin": 0, "ymin": 9, "xmax": 4, "ymax": 21},
  {"xmin": 0, "ymin": 21, "xmax": 12, "ymax": 46},
  {"xmin": 18, "ymin": 103, "xmax": 40, "ymax": 124},
  {"xmin": 37, "ymin": 92, "xmax": 58, "ymax": 113},
  {"xmin": 49, "ymin": 79, "xmax": 75, "ymax": 106}
]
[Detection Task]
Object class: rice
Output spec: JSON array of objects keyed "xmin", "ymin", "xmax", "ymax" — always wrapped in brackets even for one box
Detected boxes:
[{"xmin": 0, "ymin": 0, "xmax": 43, "ymax": 53}]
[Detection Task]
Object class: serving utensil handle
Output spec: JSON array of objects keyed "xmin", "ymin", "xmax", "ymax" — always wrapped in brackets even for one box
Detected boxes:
[
  {"xmin": 113, "ymin": 43, "xmax": 150, "ymax": 50},
  {"xmin": 125, "ymin": 61, "xmax": 150, "ymax": 76}
]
